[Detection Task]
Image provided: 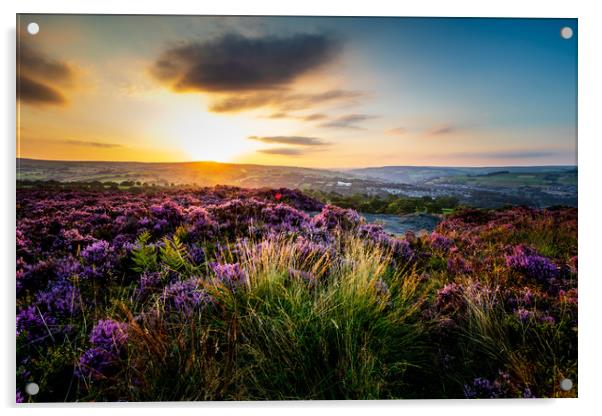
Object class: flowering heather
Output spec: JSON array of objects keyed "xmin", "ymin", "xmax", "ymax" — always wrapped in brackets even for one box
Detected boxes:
[
  {"xmin": 81, "ymin": 240, "xmax": 114, "ymax": 266},
  {"xmin": 16, "ymin": 305, "xmax": 57, "ymax": 342},
  {"xmin": 312, "ymin": 204, "xmax": 362, "ymax": 231},
  {"xmin": 161, "ymin": 278, "xmax": 214, "ymax": 316},
  {"xmin": 210, "ymin": 262, "xmax": 249, "ymax": 290},
  {"xmin": 427, "ymin": 232, "xmax": 454, "ymax": 252},
  {"xmin": 463, "ymin": 377, "xmax": 503, "ymax": 399},
  {"xmin": 16, "ymin": 187, "xmax": 577, "ymax": 401},
  {"xmin": 89, "ymin": 319, "xmax": 129, "ymax": 350},
  {"xmin": 36, "ymin": 280, "xmax": 81, "ymax": 315},
  {"xmin": 76, "ymin": 346, "xmax": 121, "ymax": 381},
  {"xmin": 506, "ymin": 245, "xmax": 559, "ymax": 282}
]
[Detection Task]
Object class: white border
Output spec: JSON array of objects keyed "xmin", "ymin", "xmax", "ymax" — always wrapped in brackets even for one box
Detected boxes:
[{"xmin": 2, "ymin": 1, "xmax": 601, "ymax": 415}]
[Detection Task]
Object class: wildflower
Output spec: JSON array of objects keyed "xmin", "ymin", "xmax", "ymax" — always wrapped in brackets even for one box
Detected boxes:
[
  {"xmin": 506, "ymin": 245, "xmax": 559, "ymax": 282},
  {"xmin": 428, "ymin": 232, "xmax": 454, "ymax": 252},
  {"xmin": 516, "ymin": 308, "xmax": 533, "ymax": 322},
  {"xmin": 210, "ymin": 262, "xmax": 249, "ymax": 291},
  {"xmin": 16, "ymin": 389, "xmax": 24, "ymax": 403},
  {"xmin": 81, "ymin": 240, "xmax": 113, "ymax": 265},
  {"xmin": 16, "ymin": 306, "xmax": 57, "ymax": 342},
  {"xmin": 312, "ymin": 204, "xmax": 361, "ymax": 231},
  {"xmin": 76, "ymin": 347, "xmax": 120, "ymax": 381},
  {"xmin": 161, "ymin": 278, "xmax": 214, "ymax": 316},
  {"xmin": 135, "ymin": 271, "xmax": 162, "ymax": 298},
  {"xmin": 89, "ymin": 319, "xmax": 128, "ymax": 351},
  {"xmin": 36, "ymin": 280, "xmax": 81, "ymax": 315},
  {"xmin": 463, "ymin": 377, "xmax": 503, "ymax": 399}
]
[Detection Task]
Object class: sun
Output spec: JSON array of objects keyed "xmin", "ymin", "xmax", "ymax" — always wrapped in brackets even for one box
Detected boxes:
[{"xmin": 166, "ymin": 108, "xmax": 256, "ymax": 163}]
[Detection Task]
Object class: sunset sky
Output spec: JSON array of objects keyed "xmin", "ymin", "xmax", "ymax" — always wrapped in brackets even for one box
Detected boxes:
[{"xmin": 17, "ymin": 15, "xmax": 577, "ymax": 168}]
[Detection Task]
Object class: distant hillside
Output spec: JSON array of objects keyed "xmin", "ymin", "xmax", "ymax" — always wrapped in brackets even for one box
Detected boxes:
[
  {"xmin": 16, "ymin": 158, "xmax": 352, "ymax": 189},
  {"xmin": 347, "ymin": 165, "xmax": 577, "ymax": 185},
  {"xmin": 16, "ymin": 158, "xmax": 577, "ymax": 208}
]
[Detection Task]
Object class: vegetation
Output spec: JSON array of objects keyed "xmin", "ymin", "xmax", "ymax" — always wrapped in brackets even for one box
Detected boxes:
[
  {"xmin": 306, "ymin": 190, "xmax": 461, "ymax": 215},
  {"xmin": 16, "ymin": 187, "xmax": 577, "ymax": 401}
]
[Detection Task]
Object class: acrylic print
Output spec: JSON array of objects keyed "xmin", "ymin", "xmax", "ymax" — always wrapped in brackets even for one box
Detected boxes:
[{"xmin": 16, "ymin": 15, "xmax": 577, "ymax": 402}]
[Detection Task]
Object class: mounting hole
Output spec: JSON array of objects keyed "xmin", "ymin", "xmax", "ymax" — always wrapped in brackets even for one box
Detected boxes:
[
  {"xmin": 559, "ymin": 378, "xmax": 573, "ymax": 391},
  {"xmin": 27, "ymin": 22, "xmax": 40, "ymax": 35},
  {"xmin": 25, "ymin": 382, "xmax": 39, "ymax": 396},
  {"xmin": 560, "ymin": 26, "xmax": 573, "ymax": 40}
]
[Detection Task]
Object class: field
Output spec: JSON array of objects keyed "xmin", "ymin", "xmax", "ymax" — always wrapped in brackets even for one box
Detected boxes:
[{"xmin": 16, "ymin": 186, "xmax": 577, "ymax": 401}]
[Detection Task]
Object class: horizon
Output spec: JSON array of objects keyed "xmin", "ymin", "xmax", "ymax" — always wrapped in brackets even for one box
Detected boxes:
[
  {"xmin": 17, "ymin": 15, "xmax": 577, "ymax": 168},
  {"xmin": 16, "ymin": 156, "xmax": 577, "ymax": 171}
]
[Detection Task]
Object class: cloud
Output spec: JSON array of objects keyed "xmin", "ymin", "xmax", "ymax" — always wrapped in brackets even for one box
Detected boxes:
[
  {"xmin": 65, "ymin": 140, "xmax": 124, "ymax": 149},
  {"xmin": 210, "ymin": 89, "xmax": 362, "ymax": 113},
  {"xmin": 258, "ymin": 147, "xmax": 305, "ymax": 156},
  {"xmin": 152, "ymin": 33, "xmax": 340, "ymax": 93},
  {"xmin": 248, "ymin": 136, "xmax": 328, "ymax": 146},
  {"xmin": 320, "ymin": 114, "xmax": 377, "ymax": 129},
  {"xmin": 17, "ymin": 43, "xmax": 74, "ymax": 106},
  {"xmin": 303, "ymin": 113, "xmax": 328, "ymax": 121},
  {"xmin": 266, "ymin": 112, "xmax": 290, "ymax": 119},
  {"xmin": 262, "ymin": 112, "xmax": 329, "ymax": 122},
  {"xmin": 454, "ymin": 150, "xmax": 561, "ymax": 159},
  {"xmin": 18, "ymin": 76, "xmax": 66, "ymax": 105},
  {"xmin": 427, "ymin": 124, "xmax": 458, "ymax": 135},
  {"xmin": 387, "ymin": 127, "xmax": 407, "ymax": 135}
]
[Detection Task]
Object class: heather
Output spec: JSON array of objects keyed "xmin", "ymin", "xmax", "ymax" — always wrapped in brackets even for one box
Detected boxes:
[{"xmin": 16, "ymin": 187, "xmax": 577, "ymax": 401}]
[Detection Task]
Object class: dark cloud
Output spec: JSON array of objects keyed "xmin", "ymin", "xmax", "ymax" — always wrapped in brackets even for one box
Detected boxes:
[
  {"xmin": 210, "ymin": 89, "xmax": 362, "ymax": 113},
  {"xmin": 320, "ymin": 114, "xmax": 377, "ymax": 129},
  {"xmin": 18, "ymin": 75, "xmax": 66, "ymax": 105},
  {"xmin": 19, "ymin": 44, "xmax": 72, "ymax": 81},
  {"xmin": 387, "ymin": 127, "xmax": 407, "ymax": 135},
  {"xmin": 152, "ymin": 33, "xmax": 340, "ymax": 93},
  {"xmin": 258, "ymin": 147, "xmax": 305, "ymax": 156},
  {"xmin": 17, "ymin": 43, "xmax": 74, "ymax": 106},
  {"xmin": 427, "ymin": 124, "xmax": 457, "ymax": 135},
  {"xmin": 65, "ymin": 140, "xmax": 124, "ymax": 149},
  {"xmin": 248, "ymin": 136, "xmax": 328, "ymax": 146}
]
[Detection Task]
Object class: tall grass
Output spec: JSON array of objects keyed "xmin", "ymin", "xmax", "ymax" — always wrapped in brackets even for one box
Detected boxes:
[{"xmin": 112, "ymin": 234, "xmax": 432, "ymax": 400}]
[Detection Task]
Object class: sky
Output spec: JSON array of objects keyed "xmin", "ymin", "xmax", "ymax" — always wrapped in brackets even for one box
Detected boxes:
[{"xmin": 16, "ymin": 15, "xmax": 577, "ymax": 168}]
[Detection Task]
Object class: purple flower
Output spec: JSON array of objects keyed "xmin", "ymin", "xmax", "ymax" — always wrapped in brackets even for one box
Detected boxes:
[
  {"xmin": 523, "ymin": 387, "xmax": 536, "ymax": 398},
  {"xmin": 82, "ymin": 240, "xmax": 113, "ymax": 265},
  {"xmin": 463, "ymin": 377, "xmax": 503, "ymax": 399},
  {"xmin": 506, "ymin": 245, "xmax": 559, "ymax": 282},
  {"xmin": 429, "ymin": 232, "xmax": 454, "ymax": 252},
  {"xmin": 161, "ymin": 278, "xmax": 214, "ymax": 316},
  {"xmin": 76, "ymin": 347, "xmax": 120, "ymax": 381},
  {"xmin": 16, "ymin": 305, "xmax": 57, "ymax": 342},
  {"xmin": 516, "ymin": 308, "xmax": 533, "ymax": 322},
  {"xmin": 187, "ymin": 244, "xmax": 206, "ymax": 265},
  {"xmin": 136, "ymin": 271, "xmax": 162, "ymax": 298},
  {"xmin": 35, "ymin": 280, "xmax": 81, "ymax": 315},
  {"xmin": 293, "ymin": 237, "xmax": 334, "ymax": 261},
  {"xmin": 185, "ymin": 206, "xmax": 217, "ymax": 239},
  {"xmin": 16, "ymin": 389, "xmax": 24, "ymax": 403},
  {"xmin": 312, "ymin": 205, "xmax": 361, "ymax": 231},
  {"xmin": 89, "ymin": 319, "xmax": 128, "ymax": 350},
  {"xmin": 210, "ymin": 263, "xmax": 249, "ymax": 291}
]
